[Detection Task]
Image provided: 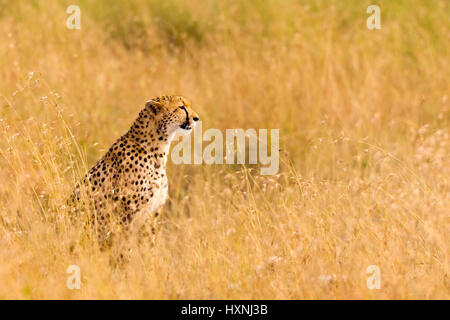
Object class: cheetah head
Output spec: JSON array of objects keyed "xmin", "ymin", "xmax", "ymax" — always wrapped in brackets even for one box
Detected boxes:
[{"xmin": 145, "ymin": 95, "xmax": 199, "ymax": 138}]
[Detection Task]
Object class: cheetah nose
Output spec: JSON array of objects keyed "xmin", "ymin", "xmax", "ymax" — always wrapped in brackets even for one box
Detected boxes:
[{"xmin": 193, "ymin": 116, "xmax": 199, "ymax": 122}]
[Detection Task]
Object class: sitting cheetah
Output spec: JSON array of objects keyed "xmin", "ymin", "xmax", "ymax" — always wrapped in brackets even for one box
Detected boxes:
[{"xmin": 71, "ymin": 95, "xmax": 199, "ymax": 246}]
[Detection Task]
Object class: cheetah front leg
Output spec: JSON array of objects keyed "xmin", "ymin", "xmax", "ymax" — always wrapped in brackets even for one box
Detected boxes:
[
  {"xmin": 150, "ymin": 209, "xmax": 162, "ymax": 245},
  {"xmin": 134, "ymin": 209, "xmax": 162, "ymax": 247}
]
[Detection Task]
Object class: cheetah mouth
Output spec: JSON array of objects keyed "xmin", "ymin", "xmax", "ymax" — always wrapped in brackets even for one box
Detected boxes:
[{"xmin": 180, "ymin": 122, "xmax": 193, "ymax": 130}]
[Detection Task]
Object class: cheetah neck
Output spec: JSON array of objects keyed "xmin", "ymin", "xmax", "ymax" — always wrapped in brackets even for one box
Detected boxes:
[{"xmin": 126, "ymin": 113, "xmax": 175, "ymax": 169}]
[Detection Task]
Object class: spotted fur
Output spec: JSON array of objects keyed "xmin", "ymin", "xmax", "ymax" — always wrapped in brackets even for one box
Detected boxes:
[{"xmin": 71, "ymin": 95, "xmax": 199, "ymax": 246}]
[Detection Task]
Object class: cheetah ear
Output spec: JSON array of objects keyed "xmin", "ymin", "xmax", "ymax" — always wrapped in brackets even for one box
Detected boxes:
[{"xmin": 145, "ymin": 100, "xmax": 163, "ymax": 115}]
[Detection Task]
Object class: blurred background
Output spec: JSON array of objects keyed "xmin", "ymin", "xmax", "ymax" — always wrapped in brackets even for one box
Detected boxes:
[{"xmin": 0, "ymin": 0, "xmax": 448, "ymax": 299}]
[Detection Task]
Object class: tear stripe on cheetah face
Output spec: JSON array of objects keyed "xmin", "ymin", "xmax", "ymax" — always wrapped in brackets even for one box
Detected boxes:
[{"xmin": 70, "ymin": 95, "xmax": 199, "ymax": 246}]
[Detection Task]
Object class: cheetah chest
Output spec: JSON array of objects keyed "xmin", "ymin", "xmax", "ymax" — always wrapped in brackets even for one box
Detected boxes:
[
  {"xmin": 149, "ymin": 181, "xmax": 168, "ymax": 213},
  {"xmin": 136, "ymin": 177, "xmax": 168, "ymax": 220}
]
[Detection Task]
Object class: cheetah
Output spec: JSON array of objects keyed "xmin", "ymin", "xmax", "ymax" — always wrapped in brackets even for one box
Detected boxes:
[{"xmin": 70, "ymin": 95, "xmax": 199, "ymax": 247}]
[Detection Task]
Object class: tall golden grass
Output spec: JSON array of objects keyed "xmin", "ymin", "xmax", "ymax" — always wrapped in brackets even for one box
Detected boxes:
[{"xmin": 0, "ymin": 0, "xmax": 448, "ymax": 299}]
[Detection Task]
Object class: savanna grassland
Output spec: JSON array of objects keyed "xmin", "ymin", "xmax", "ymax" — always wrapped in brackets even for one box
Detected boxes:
[{"xmin": 0, "ymin": 0, "xmax": 449, "ymax": 299}]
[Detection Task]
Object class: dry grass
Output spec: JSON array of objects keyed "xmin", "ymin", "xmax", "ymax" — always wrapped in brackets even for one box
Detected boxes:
[{"xmin": 0, "ymin": 0, "xmax": 449, "ymax": 299}]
